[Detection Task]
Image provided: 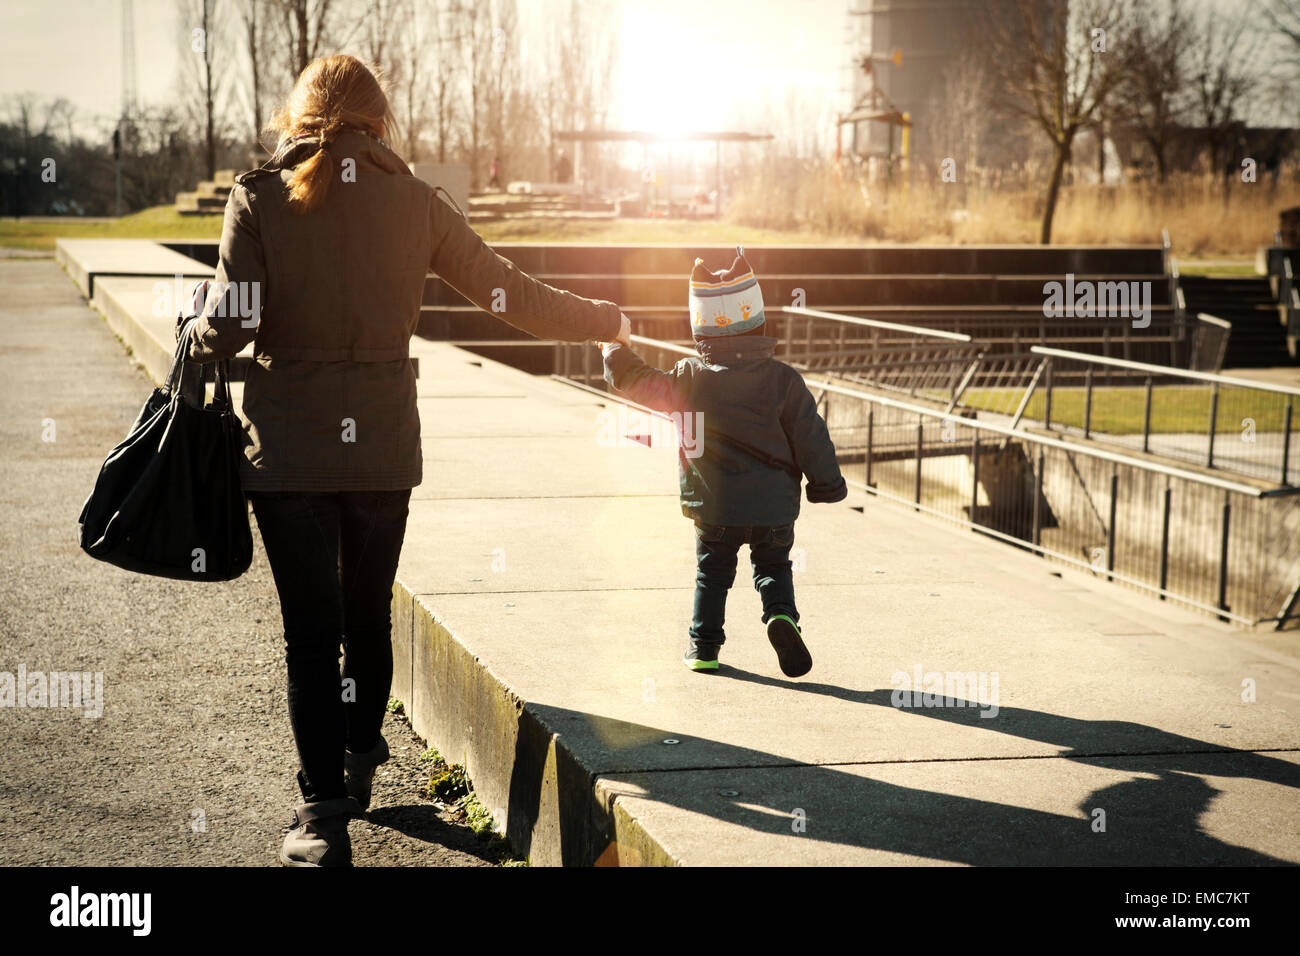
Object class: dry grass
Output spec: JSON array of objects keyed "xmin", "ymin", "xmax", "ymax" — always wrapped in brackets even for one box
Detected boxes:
[
  {"xmin": 725, "ymin": 163, "xmax": 1300, "ymax": 256},
  {"xmin": 6, "ymin": 168, "xmax": 1291, "ymax": 258}
]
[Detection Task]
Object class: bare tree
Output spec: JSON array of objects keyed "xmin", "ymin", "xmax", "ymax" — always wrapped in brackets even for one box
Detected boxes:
[
  {"xmin": 236, "ymin": 0, "xmax": 275, "ymax": 159},
  {"xmin": 927, "ymin": 44, "xmax": 998, "ymax": 187},
  {"xmin": 1115, "ymin": 0, "xmax": 1192, "ymax": 183},
  {"xmin": 460, "ymin": 0, "xmax": 495, "ymax": 187},
  {"xmin": 1187, "ymin": 2, "xmax": 1260, "ymax": 197},
  {"xmin": 270, "ymin": 0, "xmax": 345, "ymax": 81},
  {"xmin": 983, "ymin": 0, "xmax": 1129, "ymax": 243},
  {"xmin": 1267, "ymin": 0, "xmax": 1300, "ymax": 62},
  {"xmin": 418, "ymin": 0, "xmax": 465, "ymax": 163},
  {"xmin": 482, "ymin": 0, "xmax": 520, "ymax": 180},
  {"xmin": 177, "ymin": 0, "xmax": 225, "ymax": 179},
  {"xmin": 357, "ymin": 0, "xmax": 403, "ymax": 71},
  {"xmin": 541, "ymin": 0, "xmax": 616, "ymax": 183},
  {"xmin": 426, "ymin": 0, "xmax": 462, "ymax": 164}
]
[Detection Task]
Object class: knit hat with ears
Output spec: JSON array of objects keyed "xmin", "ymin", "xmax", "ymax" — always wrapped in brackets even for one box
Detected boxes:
[{"xmin": 688, "ymin": 245, "xmax": 765, "ymax": 338}]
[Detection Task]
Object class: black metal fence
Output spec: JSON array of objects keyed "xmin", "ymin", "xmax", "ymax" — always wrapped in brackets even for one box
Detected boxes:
[{"xmin": 555, "ymin": 328, "xmax": 1300, "ymax": 629}]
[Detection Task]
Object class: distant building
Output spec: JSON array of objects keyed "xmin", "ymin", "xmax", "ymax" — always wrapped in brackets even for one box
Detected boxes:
[{"xmin": 844, "ymin": 0, "xmax": 1045, "ymax": 169}]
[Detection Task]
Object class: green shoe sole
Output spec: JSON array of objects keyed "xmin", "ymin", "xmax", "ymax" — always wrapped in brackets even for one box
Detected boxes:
[
  {"xmin": 767, "ymin": 614, "xmax": 812, "ymax": 677},
  {"xmin": 683, "ymin": 656, "xmax": 720, "ymax": 671}
]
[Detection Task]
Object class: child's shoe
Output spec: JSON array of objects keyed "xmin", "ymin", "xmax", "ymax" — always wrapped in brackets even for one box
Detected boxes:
[
  {"xmin": 682, "ymin": 639, "xmax": 721, "ymax": 671},
  {"xmin": 766, "ymin": 614, "xmax": 812, "ymax": 677}
]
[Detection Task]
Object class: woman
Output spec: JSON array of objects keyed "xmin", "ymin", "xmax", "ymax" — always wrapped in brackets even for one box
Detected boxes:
[{"xmin": 179, "ymin": 55, "xmax": 629, "ymax": 867}]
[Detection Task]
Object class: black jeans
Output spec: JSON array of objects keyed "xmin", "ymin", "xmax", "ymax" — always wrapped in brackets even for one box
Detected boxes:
[
  {"xmin": 690, "ymin": 521, "xmax": 798, "ymax": 646},
  {"xmin": 249, "ymin": 489, "xmax": 411, "ymax": 803}
]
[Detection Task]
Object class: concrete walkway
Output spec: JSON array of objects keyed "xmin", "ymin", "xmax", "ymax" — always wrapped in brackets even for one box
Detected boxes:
[
  {"xmin": 31, "ymin": 241, "xmax": 1300, "ymax": 866},
  {"xmin": 385, "ymin": 344, "xmax": 1300, "ymax": 865}
]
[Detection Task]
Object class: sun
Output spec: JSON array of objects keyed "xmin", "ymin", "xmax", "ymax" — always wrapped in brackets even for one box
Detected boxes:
[{"xmin": 616, "ymin": 5, "xmax": 713, "ymax": 135}]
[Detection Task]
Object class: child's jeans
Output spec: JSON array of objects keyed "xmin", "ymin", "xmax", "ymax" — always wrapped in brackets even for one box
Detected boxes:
[{"xmin": 690, "ymin": 521, "xmax": 798, "ymax": 646}]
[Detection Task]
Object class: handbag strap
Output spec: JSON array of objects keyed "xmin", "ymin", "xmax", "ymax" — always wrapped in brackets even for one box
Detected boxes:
[
  {"xmin": 164, "ymin": 324, "xmax": 194, "ymax": 395},
  {"xmin": 166, "ymin": 323, "xmax": 234, "ymax": 411},
  {"xmin": 209, "ymin": 360, "xmax": 234, "ymax": 409}
]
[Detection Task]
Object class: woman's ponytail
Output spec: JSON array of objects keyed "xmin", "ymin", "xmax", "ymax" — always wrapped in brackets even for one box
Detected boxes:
[
  {"xmin": 285, "ymin": 141, "xmax": 334, "ymax": 214},
  {"xmin": 266, "ymin": 56, "xmax": 395, "ymax": 216}
]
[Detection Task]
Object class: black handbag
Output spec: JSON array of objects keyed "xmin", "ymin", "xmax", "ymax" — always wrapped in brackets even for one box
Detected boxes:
[{"xmin": 78, "ymin": 327, "xmax": 253, "ymax": 581}]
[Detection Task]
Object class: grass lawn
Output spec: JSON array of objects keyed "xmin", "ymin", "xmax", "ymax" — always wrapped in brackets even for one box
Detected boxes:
[
  {"xmin": 1, "ymin": 204, "xmax": 830, "ymax": 252},
  {"xmin": 0, "ymin": 206, "xmax": 223, "ymax": 251},
  {"xmin": 9, "ymin": 204, "xmax": 1273, "ymax": 255},
  {"xmin": 1178, "ymin": 260, "xmax": 1259, "ymax": 277},
  {"xmin": 961, "ymin": 385, "xmax": 1295, "ymax": 435},
  {"xmin": 475, "ymin": 217, "xmax": 817, "ymax": 245}
]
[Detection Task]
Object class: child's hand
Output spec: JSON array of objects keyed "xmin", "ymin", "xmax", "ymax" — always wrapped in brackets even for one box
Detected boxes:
[{"xmin": 596, "ymin": 313, "xmax": 632, "ymax": 352}]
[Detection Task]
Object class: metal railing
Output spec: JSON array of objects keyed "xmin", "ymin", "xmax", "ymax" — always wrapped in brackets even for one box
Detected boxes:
[
  {"xmin": 776, "ymin": 306, "xmax": 981, "ymax": 401},
  {"xmin": 1005, "ymin": 345, "xmax": 1300, "ymax": 486},
  {"xmin": 1282, "ymin": 255, "xmax": 1299, "ymax": 360},
  {"xmin": 1190, "ymin": 311, "xmax": 1231, "ymax": 373},
  {"xmin": 1163, "ymin": 226, "xmax": 1189, "ymax": 360},
  {"xmin": 553, "ymin": 328, "xmax": 1300, "ymax": 628},
  {"xmin": 581, "ymin": 304, "xmax": 1296, "ymax": 487}
]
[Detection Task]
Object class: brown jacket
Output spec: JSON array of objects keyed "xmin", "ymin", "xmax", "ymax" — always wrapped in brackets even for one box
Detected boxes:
[{"xmin": 185, "ymin": 129, "xmax": 621, "ymax": 492}]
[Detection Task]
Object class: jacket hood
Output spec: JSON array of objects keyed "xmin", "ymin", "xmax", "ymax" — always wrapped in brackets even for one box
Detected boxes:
[{"xmin": 695, "ymin": 334, "xmax": 778, "ymax": 364}]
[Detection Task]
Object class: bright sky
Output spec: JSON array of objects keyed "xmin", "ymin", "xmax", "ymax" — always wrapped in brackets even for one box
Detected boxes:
[
  {"xmin": 0, "ymin": 0, "xmax": 849, "ymax": 139},
  {"xmin": 612, "ymin": 0, "xmax": 846, "ymax": 134}
]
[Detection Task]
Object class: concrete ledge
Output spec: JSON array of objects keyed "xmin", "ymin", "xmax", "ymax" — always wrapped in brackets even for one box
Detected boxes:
[
  {"xmin": 55, "ymin": 238, "xmax": 214, "ymax": 299},
  {"xmin": 379, "ymin": 345, "xmax": 1300, "ymax": 866},
  {"xmin": 150, "ymin": 239, "xmax": 1166, "ymax": 278}
]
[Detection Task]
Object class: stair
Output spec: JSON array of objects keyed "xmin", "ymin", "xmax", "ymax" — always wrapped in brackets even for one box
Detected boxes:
[
  {"xmin": 1180, "ymin": 275, "xmax": 1291, "ymax": 368},
  {"xmin": 174, "ymin": 169, "xmax": 237, "ymax": 216}
]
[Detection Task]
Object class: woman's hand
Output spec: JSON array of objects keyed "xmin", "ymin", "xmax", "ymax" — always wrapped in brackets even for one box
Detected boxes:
[{"xmin": 596, "ymin": 313, "xmax": 632, "ymax": 350}]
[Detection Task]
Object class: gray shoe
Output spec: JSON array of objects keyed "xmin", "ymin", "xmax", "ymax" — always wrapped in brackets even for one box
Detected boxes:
[
  {"xmin": 344, "ymin": 736, "xmax": 390, "ymax": 812},
  {"xmin": 278, "ymin": 797, "xmax": 363, "ymax": 867}
]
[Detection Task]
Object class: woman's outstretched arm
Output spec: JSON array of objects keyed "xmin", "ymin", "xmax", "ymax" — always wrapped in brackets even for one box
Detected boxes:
[{"xmin": 428, "ymin": 191, "xmax": 624, "ymax": 344}]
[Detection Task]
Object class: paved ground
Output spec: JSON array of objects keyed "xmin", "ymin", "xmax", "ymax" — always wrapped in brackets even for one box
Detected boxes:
[
  {"xmin": 385, "ymin": 337, "xmax": 1300, "ymax": 865},
  {"xmin": 0, "ymin": 260, "xmax": 497, "ymax": 866},
  {"xmin": 12, "ymin": 245, "xmax": 1300, "ymax": 867}
]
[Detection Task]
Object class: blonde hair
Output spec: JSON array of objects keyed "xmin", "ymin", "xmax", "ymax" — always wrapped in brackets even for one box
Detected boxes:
[{"xmin": 266, "ymin": 55, "xmax": 396, "ymax": 214}]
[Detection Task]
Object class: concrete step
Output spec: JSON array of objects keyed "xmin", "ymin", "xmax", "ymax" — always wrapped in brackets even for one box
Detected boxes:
[
  {"xmin": 489, "ymin": 244, "xmax": 1165, "ymax": 276},
  {"xmin": 54, "ymin": 238, "xmax": 216, "ymax": 298},
  {"xmin": 420, "ymin": 273, "xmax": 1173, "ymax": 309},
  {"xmin": 1183, "ymin": 276, "xmax": 1293, "ymax": 367},
  {"xmin": 154, "ymin": 239, "xmax": 1166, "ymax": 281}
]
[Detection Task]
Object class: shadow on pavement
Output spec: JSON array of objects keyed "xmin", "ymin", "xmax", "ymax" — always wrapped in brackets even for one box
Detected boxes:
[{"xmin": 504, "ymin": 678, "xmax": 1299, "ymax": 866}]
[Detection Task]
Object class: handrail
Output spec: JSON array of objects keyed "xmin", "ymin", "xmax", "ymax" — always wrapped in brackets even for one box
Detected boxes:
[
  {"xmin": 1196, "ymin": 312, "xmax": 1232, "ymax": 329},
  {"xmin": 1283, "ymin": 256, "xmax": 1299, "ymax": 346},
  {"xmin": 617, "ymin": 332, "xmax": 1281, "ymax": 497},
  {"xmin": 1029, "ymin": 344, "xmax": 1300, "ymax": 397},
  {"xmin": 779, "ymin": 306, "xmax": 973, "ymax": 343},
  {"xmin": 806, "ymin": 376, "xmax": 1282, "ymax": 498}
]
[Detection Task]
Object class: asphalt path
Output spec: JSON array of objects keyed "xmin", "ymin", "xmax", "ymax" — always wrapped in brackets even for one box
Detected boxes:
[{"xmin": 0, "ymin": 259, "xmax": 494, "ymax": 866}]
